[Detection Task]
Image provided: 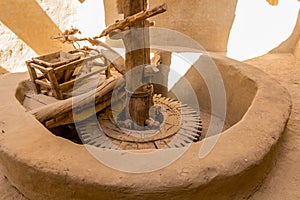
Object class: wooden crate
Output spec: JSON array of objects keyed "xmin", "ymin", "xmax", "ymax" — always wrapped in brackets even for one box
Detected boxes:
[
  {"xmin": 26, "ymin": 50, "xmax": 107, "ymax": 100},
  {"xmin": 32, "ymin": 51, "xmax": 81, "ymax": 68}
]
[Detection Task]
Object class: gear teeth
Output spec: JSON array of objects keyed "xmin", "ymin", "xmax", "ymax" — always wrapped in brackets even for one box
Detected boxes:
[
  {"xmin": 78, "ymin": 95, "xmax": 202, "ymax": 150},
  {"xmin": 177, "ymin": 131, "xmax": 197, "ymax": 143},
  {"xmin": 176, "ymin": 132, "xmax": 194, "ymax": 143},
  {"xmin": 153, "ymin": 94, "xmax": 162, "ymax": 102}
]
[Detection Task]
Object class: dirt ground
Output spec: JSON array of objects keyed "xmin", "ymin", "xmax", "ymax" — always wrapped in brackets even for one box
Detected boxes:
[
  {"xmin": 0, "ymin": 53, "xmax": 299, "ymax": 199},
  {"xmin": 0, "ymin": 175, "xmax": 27, "ymax": 200}
]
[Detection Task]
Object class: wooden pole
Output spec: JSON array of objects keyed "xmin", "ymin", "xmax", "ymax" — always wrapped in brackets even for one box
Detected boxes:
[
  {"xmin": 97, "ymin": 3, "xmax": 167, "ymax": 39},
  {"xmin": 122, "ymin": 0, "xmax": 151, "ymax": 127}
]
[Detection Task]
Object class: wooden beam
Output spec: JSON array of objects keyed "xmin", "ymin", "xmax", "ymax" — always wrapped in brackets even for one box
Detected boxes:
[
  {"xmin": 30, "ymin": 77, "xmax": 119, "ymax": 128},
  {"xmin": 122, "ymin": 0, "xmax": 151, "ymax": 126},
  {"xmin": 96, "ymin": 3, "xmax": 167, "ymax": 39}
]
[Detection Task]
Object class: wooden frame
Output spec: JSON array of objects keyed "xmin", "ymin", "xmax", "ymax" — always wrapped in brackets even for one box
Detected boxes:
[{"xmin": 26, "ymin": 51, "xmax": 108, "ymax": 100}]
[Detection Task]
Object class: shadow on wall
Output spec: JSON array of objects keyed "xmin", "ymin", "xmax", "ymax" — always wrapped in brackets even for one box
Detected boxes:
[
  {"xmin": 0, "ymin": 0, "xmax": 71, "ymax": 55},
  {"xmin": 227, "ymin": 0, "xmax": 300, "ymax": 61},
  {"xmin": 0, "ymin": 0, "xmax": 106, "ymax": 72}
]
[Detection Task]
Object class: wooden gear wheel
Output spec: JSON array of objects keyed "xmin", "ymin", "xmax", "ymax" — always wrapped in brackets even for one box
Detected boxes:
[{"xmin": 76, "ymin": 94, "xmax": 202, "ymax": 150}]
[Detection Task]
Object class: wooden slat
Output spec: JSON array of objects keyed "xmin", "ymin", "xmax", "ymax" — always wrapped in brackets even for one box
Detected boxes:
[
  {"xmin": 23, "ymin": 93, "xmax": 58, "ymax": 110},
  {"xmin": 32, "ymin": 51, "xmax": 80, "ymax": 68},
  {"xmin": 29, "ymin": 62, "xmax": 48, "ymax": 73},
  {"xmin": 26, "ymin": 61, "xmax": 41, "ymax": 94},
  {"xmin": 35, "ymin": 79, "xmax": 52, "ymax": 89},
  {"xmin": 63, "ymin": 68, "xmax": 74, "ymax": 82},
  {"xmin": 27, "ymin": 93, "xmax": 59, "ymax": 105},
  {"xmin": 53, "ymin": 54, "xmax": 102, "ymax": 74},
  {"xmin": 47, "ymin": 68, "xmax": 63, "ymax": 100}
]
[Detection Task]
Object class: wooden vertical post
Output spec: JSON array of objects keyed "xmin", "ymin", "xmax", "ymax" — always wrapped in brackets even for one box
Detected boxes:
[
  {"xmin": 26, "ymin": 61, "xmax": 41, "ymax": 94},
  {"xmin": 122, "ymin": 0, "xmax": 152, "ymax": 127},
  {"xmin": 47, "ymin": 68, "xmax": 63, "ymax": 100}
]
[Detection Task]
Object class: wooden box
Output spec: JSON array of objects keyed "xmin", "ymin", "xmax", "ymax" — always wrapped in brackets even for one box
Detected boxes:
[{"xmin": 26, "ymin": 50, "xmax": 106, "ymax": 100}]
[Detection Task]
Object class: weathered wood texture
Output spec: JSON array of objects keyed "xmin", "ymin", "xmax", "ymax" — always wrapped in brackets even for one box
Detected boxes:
[
  {"xmin": 96, "ymin": 3, "xmax": 167, "ymax": 39},
  {"xmin": 26, "ymin": 52, "xmax": 105, "ymax": 100},
  {"xmin": 30, "ymin": 77, "xmax": 119, "ymax": 128},
  {"xmin": 122, "ymin": 0, "xmax": 154, "ymax": 126}
]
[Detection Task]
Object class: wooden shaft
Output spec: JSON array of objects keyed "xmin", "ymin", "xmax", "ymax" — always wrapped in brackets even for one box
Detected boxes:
[{"xmin": 122, "ymin": 0, "xmax": 151, "ymax": 127}]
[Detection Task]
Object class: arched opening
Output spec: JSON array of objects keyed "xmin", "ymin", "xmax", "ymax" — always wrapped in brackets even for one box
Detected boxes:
[{"xmin": 227, "ymin": 0, "xmax": 300, "ymax": 61}]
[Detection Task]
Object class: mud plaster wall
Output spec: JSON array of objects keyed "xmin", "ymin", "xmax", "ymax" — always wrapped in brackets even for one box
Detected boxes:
[
  {"xmin": 1, "ymin": 0, "xmax": 299, "ymax": 72},
  {"xmin": 0, "ymin": 0, "xmax": 78, "ymax": 72},
  {"xmin": 103, "ymin": 0, "xmax": 238, "ymax": 52},
  {"xmin": 171, "ymin": 54, "xmax": 257, "ymax": 126},
  {"xmin": 295, "ymin": 38, "xmax": 300, "ymax": 58}
]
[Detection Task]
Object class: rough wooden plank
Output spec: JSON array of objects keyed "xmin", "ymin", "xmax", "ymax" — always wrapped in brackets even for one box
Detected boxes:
[
  {"xmin": 23, "ymin": 93, "xmax": 59, "ymax": 111},
  {"xmin": 32, "ymin": 51, "xmax": 80, "ymax": 68},
  {"xmin": 34, "ymin": 79, "xmax": 52, "ymax": 89},
  {"xmin": 27, "ymin": 93, "xmax": 59, "ymax": 105},
  {"xmin": 29, "ymin": 62, "xmax": 48, "ymax": 72},
  {"xmin": 45, "ymin": 98, "xmax": 111, "ymax": 129},
  {"xmin": 29, "ymin": 77, "xmax": 119, "ymax": 128}
]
